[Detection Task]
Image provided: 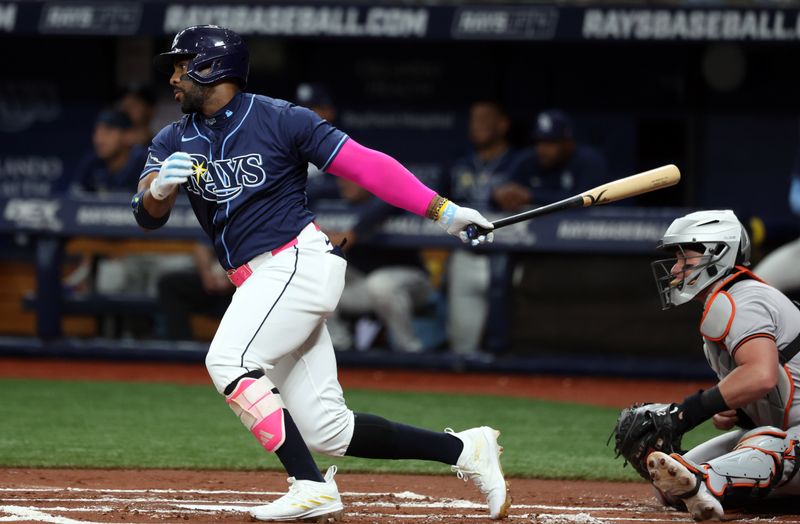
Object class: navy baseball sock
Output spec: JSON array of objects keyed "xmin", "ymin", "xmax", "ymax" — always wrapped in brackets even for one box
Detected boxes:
[
  {"xmin": 345, "ymin": 413, "xmax": 463, "ymax": 465},
  {"xmin": 275, "ymin": 411, "xmax": 325, "ymax": 482}
]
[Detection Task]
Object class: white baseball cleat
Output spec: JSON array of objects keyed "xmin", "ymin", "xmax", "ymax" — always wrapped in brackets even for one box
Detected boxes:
[
  {"xmin": 250, "ymin": 465, "xmax": 344, "ymax": 522},
  {"xmin": 447, "ymin": 426, "xmax": 511, "ymax": 519},
  {"xmin": 647, "ymin": 451, "xmax": 723, "ymax": 522}
]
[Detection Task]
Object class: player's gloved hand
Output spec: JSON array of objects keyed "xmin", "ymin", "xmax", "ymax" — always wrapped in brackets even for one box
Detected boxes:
[
  {"xmin": 436, "ymin": 200, "xmax": 494, "ymax": 246},
  {"xmin": 610, "ymin": 402, "xmax": 686, "ymax": 480},
  {"xmin": 149, "ymin": 152, "xmax": 193, "ymax": 200}
]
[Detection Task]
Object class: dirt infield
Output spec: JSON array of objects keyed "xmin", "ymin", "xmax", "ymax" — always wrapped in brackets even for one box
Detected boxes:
[{"xmin": 3, "ymin": 468, "xmax": 800, "ymax": 523}]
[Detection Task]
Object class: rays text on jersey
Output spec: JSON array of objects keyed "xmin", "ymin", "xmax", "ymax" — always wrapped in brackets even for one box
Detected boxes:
[{"xmin": 185, "ymin": 153, "xmax": 267, "ymax": 203}]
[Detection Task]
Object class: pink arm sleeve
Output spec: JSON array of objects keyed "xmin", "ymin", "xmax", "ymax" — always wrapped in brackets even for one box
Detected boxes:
[{"xmin": 326, "ymin": 139, "xmax": 436, "ymax": 217}]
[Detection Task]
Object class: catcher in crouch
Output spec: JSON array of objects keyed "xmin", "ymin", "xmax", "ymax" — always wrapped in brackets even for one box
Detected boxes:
[{"xmin": 612, "ymin": 209, "xmax": 800, "ymax": 521}]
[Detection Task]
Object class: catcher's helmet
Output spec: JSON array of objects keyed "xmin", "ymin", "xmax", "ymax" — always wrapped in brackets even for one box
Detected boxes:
[
  {"xmin": 651, "ymin": 209, "xmax": 751, "ymax": 309},
  {"xmin": 154, "ymin": 25, "xmax": 249, "ymax": 88}
]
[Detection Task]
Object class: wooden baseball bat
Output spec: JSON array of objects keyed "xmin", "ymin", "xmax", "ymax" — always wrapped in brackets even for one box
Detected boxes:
[{"xmin": 465, "ymin": 164, "xmax": 681, "ymax": 239}]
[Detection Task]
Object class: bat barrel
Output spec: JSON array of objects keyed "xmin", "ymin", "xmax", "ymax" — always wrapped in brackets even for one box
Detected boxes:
[{"xmin": 462, "ymin": 164, "xmax": 680, "ymax": 241}]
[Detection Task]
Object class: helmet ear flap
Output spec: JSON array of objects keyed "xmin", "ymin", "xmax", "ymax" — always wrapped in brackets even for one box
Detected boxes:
[
  {"xmin": 736, "ymin": 225, "xmax": 752, "ymax": 266},
  {"xmin": 706, "ymin": 243, "xmax": 726, "ymax": 277}
]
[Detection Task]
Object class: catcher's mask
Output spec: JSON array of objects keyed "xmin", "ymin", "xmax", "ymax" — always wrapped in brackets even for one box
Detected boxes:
[{"xmin": 651, "ymin": 210, "xmax": 750, "ymax": 309}]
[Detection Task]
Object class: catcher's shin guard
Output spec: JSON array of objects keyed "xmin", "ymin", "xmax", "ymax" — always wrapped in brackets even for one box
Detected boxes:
[
  {"xmin": 225, "ymin": 371, "xmax": 286, "ymax": 452},
  {"xmin": 701, "ymin": 427, "xmax": 797, "ymax": 505}
]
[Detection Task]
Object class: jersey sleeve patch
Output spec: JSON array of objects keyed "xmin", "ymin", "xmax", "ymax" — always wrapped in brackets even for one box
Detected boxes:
[
  {"xmin": 140, "ymin": 152, "xmax": 164, "ymax": 179},
  {"xmin": 140, "ymin": 123, "xmax": 179, "ymax": 180},
  {"xmin": 700, "ymin": 290, "xmax": 736, "ymax": 342}
]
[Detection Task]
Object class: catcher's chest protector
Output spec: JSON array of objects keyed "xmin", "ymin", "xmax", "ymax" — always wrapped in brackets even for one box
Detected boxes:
[{"xmin": 701, "ymin": 275, "xmax": 800, "ymax": 429}]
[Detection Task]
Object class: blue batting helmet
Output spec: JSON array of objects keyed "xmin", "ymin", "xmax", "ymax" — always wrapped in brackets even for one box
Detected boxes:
[{"xmin": 154, "ymin": 25, "xmax": 249, "ymax": 88}]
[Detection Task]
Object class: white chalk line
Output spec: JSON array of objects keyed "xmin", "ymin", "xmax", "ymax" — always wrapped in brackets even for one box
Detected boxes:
[
  {"xmin": 0, "ymin": 486, "xmax": 425, "ymax": 498},
  {"xmin": 0, "ymin": 505, "xmax": 104, "ymax": 524},
  {"xmin": 0, "ymin": 495, "xmax": 649, "ymax": 512},
  {"xmin": 0, "ymin": 502, "xmax": 790, "ymax": 524},
  {"xmin": 3, "ymin": 488, "xmax": 800, "ymax": 523},
  {"xmin": 0, "ymin": 496, "xmax": 659, "ymax": 518},
  {"xmin": 3, "ymin": 502, "xmax": 800, "ymax": 524},
  {"xmin": 0, "ymin": 505, "xmax": 652, "ymax": 523}
]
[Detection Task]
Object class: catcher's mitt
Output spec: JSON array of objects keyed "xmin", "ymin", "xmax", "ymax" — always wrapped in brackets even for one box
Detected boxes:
[{"xmin": 609, "ymin": 403, "xmax": 686, "ymax": 480}]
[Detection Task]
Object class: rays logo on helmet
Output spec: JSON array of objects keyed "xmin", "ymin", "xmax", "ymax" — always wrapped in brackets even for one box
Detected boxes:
[{"xmin": 185, "ymin": 153, "xmax": 266, "ymax": 203}]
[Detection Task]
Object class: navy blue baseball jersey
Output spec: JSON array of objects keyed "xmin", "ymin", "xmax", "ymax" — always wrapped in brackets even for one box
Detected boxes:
[
  {"xmin": 141, "ymin": 92, "xmax": 348, "ymax": 269},
  {"xmin": 76, "ymin": 145, "xmax": 148, "ymax": 195},
  {"xmin": 449, "ymin": 149, "xmax": 523, "ymax": 210},
  {"xmin": 514, "ymin": 145, "xmax": 608, "ymax": 205}
]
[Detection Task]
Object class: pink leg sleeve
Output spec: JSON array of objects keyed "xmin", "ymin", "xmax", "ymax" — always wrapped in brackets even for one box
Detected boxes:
[{"xmin": 326, "ymin": 139, "xmax": 436, "ymax": 217}]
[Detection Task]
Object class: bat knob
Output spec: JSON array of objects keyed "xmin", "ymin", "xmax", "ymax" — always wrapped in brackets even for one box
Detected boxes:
[{"xmin": 465, "ymin": 224, "xmax": 491, "ymax": 241}]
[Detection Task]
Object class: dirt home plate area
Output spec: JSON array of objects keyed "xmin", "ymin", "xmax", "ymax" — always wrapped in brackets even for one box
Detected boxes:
[
  {"xmin": 2, "ymin": 360, "xmax": 800, "ymax": 523},
  {"xmin": 4, "ymin": 469, "xmax": 800, "ymax": 524}
]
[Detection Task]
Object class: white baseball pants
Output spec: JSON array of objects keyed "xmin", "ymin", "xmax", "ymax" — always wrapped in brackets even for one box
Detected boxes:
[{"xmin": 205, "ymin": 222, "xmax": 355, "ymax": 456}]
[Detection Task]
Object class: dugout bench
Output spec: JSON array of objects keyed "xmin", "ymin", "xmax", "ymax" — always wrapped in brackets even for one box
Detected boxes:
[{"xmin": 0, "ymin": 194, "xmax": 686, "ymax": 352}]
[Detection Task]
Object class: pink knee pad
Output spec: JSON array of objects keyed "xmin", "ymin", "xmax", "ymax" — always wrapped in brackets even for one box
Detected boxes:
[{"xmin": 226, "ymin": 376, "xmax": 286, "ymax": 452}]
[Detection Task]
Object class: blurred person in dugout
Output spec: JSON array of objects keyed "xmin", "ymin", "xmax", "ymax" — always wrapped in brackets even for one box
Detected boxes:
[
  {"xmin": 317, "ymin": 177, "xmax": 433, "ymax": 353},
  {"xmin": 754, "ymin": 167, "xmax": 800, "ymax": 293},
  {"xmin": 71, "ymin": 109, "xmax": 148, "ymax": 196},
  {"xmin": 65, "ymin": 109, "xmax": 152, "ymax": 295},
  {"xmin": 447, "ymin": 100, "xmax": 529, "ymax": 355},
  {"xmin": 118, "ymin": 84, "xmax": 158, "ymax": 147},
  {"xmin": 513, "ymin": 109, "xmax": 608, "ymax": 204},
  {"xmin": 66, "ymin": 108, "xmax": 192, "ymax": 321},
  {"xmin": 156, "ymin": 244, "xmax": 234, "ymax": 340}
]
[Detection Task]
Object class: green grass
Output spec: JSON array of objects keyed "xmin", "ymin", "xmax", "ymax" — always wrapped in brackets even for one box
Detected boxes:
[{"xmin": 0, "ymin": 378, "xmax": 720, "ymax": 480}]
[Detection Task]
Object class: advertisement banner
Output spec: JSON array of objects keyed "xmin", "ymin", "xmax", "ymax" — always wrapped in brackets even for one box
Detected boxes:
[{"xmin": 4, "ymin": 1, "xmax": 800, "ymax": 42}]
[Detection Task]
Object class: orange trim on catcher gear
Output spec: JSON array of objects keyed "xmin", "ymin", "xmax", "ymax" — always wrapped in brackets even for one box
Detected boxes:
[
  {"xmin": 784, "ymin": 364, "xmax": 795, "ymax": 430},
  {"xmin": 735, "ymin": 445, "xmax": 782, "ymax": 466},
  {"xmin": 670, "ymin": 453, "xmax": 701, "ymax": 475},
  {"xmin": 736, "ymin": 430, "xmax": 788, "ymax": 442},
  {"xmin": 701, "ymin": 463, "xmax": 774, "ymax": 498},
  {"xmin": 699, "ymin": 267, "xmax": 764, "ymax": 343},
  {"xmin": 700, "ymin": 290, "xmax": 736, "ymax": 342}
]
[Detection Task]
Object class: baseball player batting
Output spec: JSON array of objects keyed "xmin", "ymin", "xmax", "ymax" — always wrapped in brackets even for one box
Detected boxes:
[
  {"xmin": 612, "ymin": 210, "xmax": 800, "ymax": 521},
  {"xmin": 132, "ymin": 25, "xmax": 508, "ymax": 522}
]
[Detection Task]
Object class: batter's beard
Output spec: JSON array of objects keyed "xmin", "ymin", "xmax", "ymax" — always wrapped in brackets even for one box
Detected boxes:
[{"xmin": 179, "ymin": 83, "xmax": 208, "ymax": 114}]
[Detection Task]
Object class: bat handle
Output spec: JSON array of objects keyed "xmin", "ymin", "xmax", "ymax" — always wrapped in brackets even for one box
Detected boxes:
[{"xmin": 465, "ymin": 224, "xmax": 492, "ymax": 241}]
